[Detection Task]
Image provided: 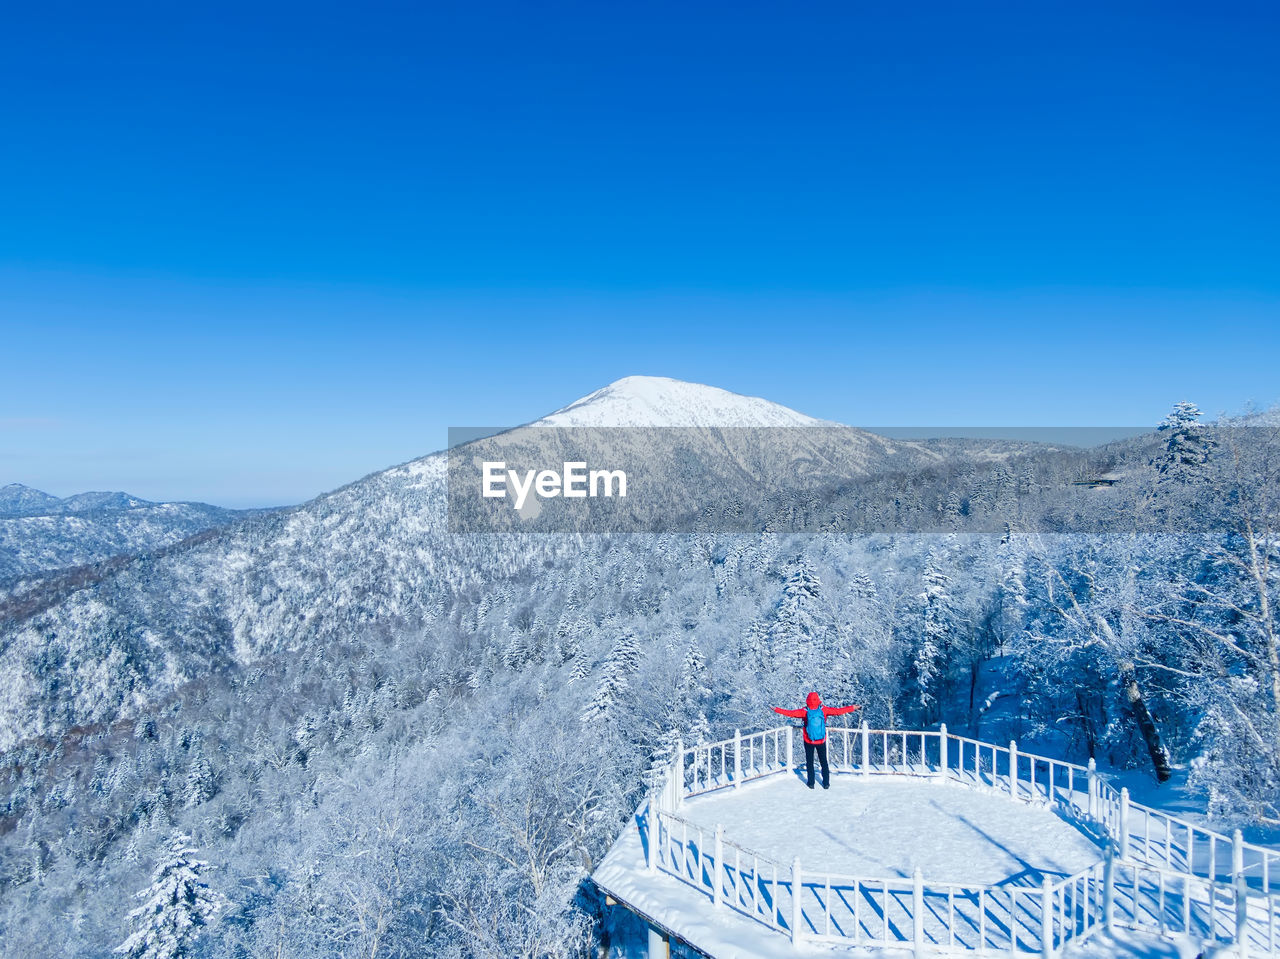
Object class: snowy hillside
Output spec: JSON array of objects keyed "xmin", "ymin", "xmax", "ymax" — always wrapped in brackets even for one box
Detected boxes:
[{"xmin": 0, "ymin": 378, "xmax": 1070, "ymax": 752}]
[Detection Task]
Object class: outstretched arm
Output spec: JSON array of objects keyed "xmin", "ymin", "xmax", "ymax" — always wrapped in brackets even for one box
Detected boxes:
[
  {"xmin": 824, "ymin": 704, "xmax": 860, "ymax": 717},
  {"xmin": 773, "ymin": 706, "xmax": 806, "ymax": 719}
]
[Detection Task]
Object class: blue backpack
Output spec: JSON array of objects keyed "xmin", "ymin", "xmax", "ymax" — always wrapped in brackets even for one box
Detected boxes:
[{"xmin": 805, "ymin": 707, "xmax": 826, "ymax": 742}]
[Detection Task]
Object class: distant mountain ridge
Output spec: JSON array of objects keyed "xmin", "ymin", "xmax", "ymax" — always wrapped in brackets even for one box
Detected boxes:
[
  {"xmin": 0, "ymin": 484, "xmax": 63, "ymax": 515},
  {"xmin": 0, "ymin": 483, "xmax": 202, "ymax": 517},
  {"xmin": 0, "ymin": 376, "xmax": 1108, "ymax": 752},
  {"xmin": 0, "ymin": 484, "xmax": 257, "ymax": 600}
]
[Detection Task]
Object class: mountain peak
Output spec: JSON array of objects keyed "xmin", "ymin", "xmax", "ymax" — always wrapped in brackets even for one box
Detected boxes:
[
  {"xmin": 536, "ymin": 376, "xmax": 837, "ymax": 428},
  {"xmin": 0, "ymin": 484, "xmax": 156, "ymax": 517},
  {"xmin": 0, "ymin": 483, "xmax": 62, "ymax": 515}
]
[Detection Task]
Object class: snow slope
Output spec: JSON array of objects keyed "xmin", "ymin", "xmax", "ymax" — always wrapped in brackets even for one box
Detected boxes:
[{"xmin": 536, "ymin": 376, "xmax": 837, "ymax": 428}]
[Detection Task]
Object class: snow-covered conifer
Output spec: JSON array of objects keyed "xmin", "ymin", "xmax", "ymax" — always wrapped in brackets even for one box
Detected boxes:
[
  {"xmin": 675, "ymin": 644, "xmax": 712, "ymax": 744},
  {"xmin": 183, "ymin": 752, "xmax": 216, "ymax": 809},
  {"xmin": 502, "ymin": 630, "xmax": 530, "ymax": 670},
  {"xmin": 772, "ymin": 558, "xmax": 829, "ymax": 671},
  {"xmin": 582, "ymin": 633, "xmax": 641, "ymax": 722},
  {"xmin": 115, "ymin": 833, "xmax": 226, "ymax": 959},
  {"xmin": 1154, "ymin": 400, "xmax": 1215, "ymax": 489},
  {"xmin": 910, "ymin": 548, "xmax": 957, "ymax": 721},
  {"xmin": 567, "ymin": 654, "xmax": 592, "ymax": 684},
  {"xmin": 848, "ymin": 570, "xmax": 877, "ymax": 601}
]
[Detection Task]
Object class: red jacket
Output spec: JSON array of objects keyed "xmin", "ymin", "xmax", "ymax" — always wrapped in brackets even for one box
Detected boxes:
[{"xmin": 774, "ymin": 691, "xmax": 859, "ymax": 744}]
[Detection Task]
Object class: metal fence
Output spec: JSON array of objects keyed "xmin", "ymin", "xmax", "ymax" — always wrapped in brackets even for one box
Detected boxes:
[{"xmin": 639, "ymin": 724, "xmax": 1280, "ymax": 956}]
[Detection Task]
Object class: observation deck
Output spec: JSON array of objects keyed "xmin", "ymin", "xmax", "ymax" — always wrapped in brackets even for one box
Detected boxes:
[{"xmin": 593, "ymin": 725, "xmax": 1280, "ymax": 958}]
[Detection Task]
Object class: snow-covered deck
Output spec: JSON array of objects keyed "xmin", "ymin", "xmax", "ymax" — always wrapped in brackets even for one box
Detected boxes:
[
  {"xmin": 678, "ymin": 774, "xmax": 1101, "ymax": 886},
  {"xmin": 596, "ymin": 772, "xmax": 1103, "ymax": 958},
  {"xmin": 593, "ymin": 726, "xmax": 1280, "ymax": 957}
]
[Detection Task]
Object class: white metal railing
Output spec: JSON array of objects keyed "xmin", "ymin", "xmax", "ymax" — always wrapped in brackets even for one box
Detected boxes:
[{"xmin": 637, "ymin": 723, "xmax": 1280, "ymax": 956}]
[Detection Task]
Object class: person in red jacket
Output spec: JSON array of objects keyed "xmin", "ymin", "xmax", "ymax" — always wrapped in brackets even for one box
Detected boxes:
[{"xmin": 773, "ymin": 692, "xmax": 860, "ymax": 789}]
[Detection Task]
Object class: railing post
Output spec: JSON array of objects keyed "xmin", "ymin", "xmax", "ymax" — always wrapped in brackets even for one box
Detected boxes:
[
  {"xmin": 1103, "ymin": 845, "xmax": 1115, "ymax": 934},
  {"xmin": 791, "ymin": 856, "xmax": 803, "ymax": 944},
  {"xmin": 733, "ymin": 729, "xmax": 742, "ymax": 788},
  {"xmin": 1235, "ymin": 828, "xmax": 1250, "ymax": 959},
  {"xmin": 785, "ymin": 725, "xmax": 793, "ymax": 775},
  {"xmin": 674, "ymin": 736, "xmax": 685, "ymax": 807},
  {"xmin": 1087, "ymin": 758, "xmax": 1097, "ymax": 820},
  {"xmin": 861, "ymin": 719, "xmax": 869, "ymax": 776},
  {"xmin": 1236, "ymin": 880, "xmax": 1250, "ymax": 959},
  {"xmin": 1118, "ymin": 788, "xmax": 1130, "ymax": 860},
  {"xmin": 1009, "ymin": 740, "xmax": 1019, "ymax": 800},
  {"xmin": 913, "ymin": 868, "xmax": 924, "ymax": 959},
  {"xmin": 646, "ymin": 797, "xmax": 658, "ymax": 873},
  {"xmin": 1041, "ymin": 876, "xmax": 1054, "ymax": 959},
  {"xmin": 713, "ymin": 824, "xmax": 724, "ymax": 910},
  {"xmin": 938, "ymin": 723, "xmax": 949, "ymax": 779},
  {"xmin": 647, "ymin": 927, "xmax": 669, "ymax": 959}
]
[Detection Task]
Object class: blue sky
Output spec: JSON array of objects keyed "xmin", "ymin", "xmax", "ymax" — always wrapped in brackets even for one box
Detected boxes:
[{"xmin": 3, "ymin": 2, "xmax": 1277, "ymax": 506}]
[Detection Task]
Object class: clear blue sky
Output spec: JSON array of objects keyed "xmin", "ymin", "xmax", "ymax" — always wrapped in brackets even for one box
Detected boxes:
[{"xmin": 3, "ymin": 2, "xmax": 1277, "ymax": 506}]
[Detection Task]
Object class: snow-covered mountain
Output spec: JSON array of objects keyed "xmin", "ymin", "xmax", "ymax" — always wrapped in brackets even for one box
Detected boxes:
[
  {"xmin": 0, "ymin": 483, "xmax": 240, "ymax": 519},
  {"xmin": 453, "ymin": 377, "xmax": 962, "ymax": 534},
  {"xmin": 3, "ymin": 379, "xmax": 1258, "ymax": 959},
  {"xmin": 535, "ymin": 376, "xmax": 835, "ymax": 427},
  {"xmin": 0, "ymin": 486, "xmax": 252, "ymax": 595},
  {"xmin": 0, "ymin": 483, "xmax": 63, "ymax": 515},
  {"xmin": 0, "ymin": 484, "xmax": 151, "ymax": 517},
  {"xmin": 0, "ymin": 378, "xmax": 1066, "ymax": 752}
]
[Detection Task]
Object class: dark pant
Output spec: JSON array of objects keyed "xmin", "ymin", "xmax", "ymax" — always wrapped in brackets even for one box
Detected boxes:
[{"xmin": 804, "ymin": 740, "xmax": 830, "ymax": 788}]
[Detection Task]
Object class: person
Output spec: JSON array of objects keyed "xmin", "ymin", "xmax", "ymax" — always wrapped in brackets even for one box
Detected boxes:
[{"xmin": 773, "ymin": 692, "xmax": 860, "ymax": 789}]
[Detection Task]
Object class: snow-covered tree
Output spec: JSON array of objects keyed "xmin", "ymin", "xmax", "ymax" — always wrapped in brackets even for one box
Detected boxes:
[
  {"xmin": 183, "ymin": 748, "xmax": 216, "ymax": 809},
  {"xmin": 567, "ymin": 654, "xmax": 592, "ymax": 684},
  {"xmin": 643, "ymin": 728, "xmax": 680, "ymax": 791},
  {"xmin": 115, "ymin": 833, "xmax": 227, "ymax": 959},
  {"xmin": 908, "ymin": 547, "xmax": 959, "ymax": 723},
  {"xmin": 996, "ymin": 532, "xmax": 1029, "ymax": 654},
  {"xmin": 771, "ymin": 557, "xmax": 830, "ymax": 674},
  {"xmin": 848, "ymin": 569, "xmax": 877, "ymax": 601},
  {"xmin": 1154, "ymin": 401, "xmax": 1215, "ymax": 496},
  {"xmin": 582, "ymin": 633, "xmax": 641, "ymax": 723},
  {"xmin": 502, "ymin": 630, "xmax": 532, "ymax": 671},
  {"xmin": 738, "ymin": 617, "xmax": 770, "ymax": 668},
  {"xmin": 674, "ymin": 644, "xmax": 712, "ymax": 745},
  {"xmin": 1021, "ymin": 537, "xmax": 1175, "ymax": 781},
  {"xmin": 1143, "ymin": 423, "xmax": 1280, "ymax": 817},
  {"xmin": 830, "ymin": 569, "xmax": 901, "ymax": 725}
]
